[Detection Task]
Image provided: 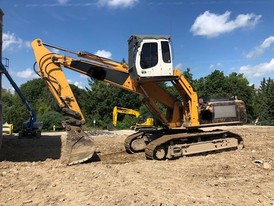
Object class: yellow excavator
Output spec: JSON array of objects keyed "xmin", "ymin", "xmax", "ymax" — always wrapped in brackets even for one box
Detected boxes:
[
  {"xmin": 112, "ymin": 106, "xmax": 154, "ymax": 130},
  {"xmin": 31, "ymin": 35, "xmax": 246, "ymax": 165}
]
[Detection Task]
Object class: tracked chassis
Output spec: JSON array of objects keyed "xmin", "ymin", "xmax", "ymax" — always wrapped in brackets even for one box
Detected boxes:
[{"xmin": 125, "ymin": 129, "xmax": 244, "ymax": 160}]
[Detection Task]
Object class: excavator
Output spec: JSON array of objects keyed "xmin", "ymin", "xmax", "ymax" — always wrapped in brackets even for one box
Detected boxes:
[
  {"xmin": 31, "ymin": 35, "xmax": 246, "ymax": 165},
  {"xmin": 112, "ymin": 106, "xmax": 154, "ymax": 130}
]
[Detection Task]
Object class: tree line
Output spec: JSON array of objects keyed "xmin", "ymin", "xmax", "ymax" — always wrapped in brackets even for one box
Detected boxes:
[{"xmin": 2, "ymin": 69, "xmax": 274, "ymax": 132}]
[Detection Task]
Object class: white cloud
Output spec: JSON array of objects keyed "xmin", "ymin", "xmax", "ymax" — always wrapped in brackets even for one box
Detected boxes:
[
  {"xmin": 190, "ymin": 11, "xmax": 261, "ymax": 38},
  {"xmin": 8, "ymin": 87, "xmax": 15, "ymax": 95},
  {"xmin": 25, "ymin": 41, "xmax": 31, "ymax": 48},
  {"xmin": 27, "ymin": 0, "xmax": 137, "ymax": 8},
  {"xmin": 26, "ymin": 2, "xmax": 96, "ymax": 7},
  {"xmin": 68, "ymin": 79, "xmax": 85, "ymax": 89},
  {"xmin": 73, "ymin": 81, "xmax": 84, "ymax": 89},
  {"xmin": 3, "ymin": 32, "xmax": 30, "ymax": 51},
  {"xmin": 209, "ymin": 63, "xmax": 222, "ymax": 70},
  {"xmin": 239, "ymin": 58, "xmax": 274, "ymax": 78},
  {"xmin": 95, "ymin": 50, "xmax": 112, "ymax": 58},
  {"xmin": 57, "ymin": 0, "xmax": 69, "ymax": 5},
  {"xmin": 97, "ymin": 0, "xmax": 138, "ymax": 8},
  {"xmin": 245, "ymin": 36, "xmax": 274, "ymax": 58},
  {"xmin": 15, "ymin": 68, "xmax": 38, "ymax": 79}
]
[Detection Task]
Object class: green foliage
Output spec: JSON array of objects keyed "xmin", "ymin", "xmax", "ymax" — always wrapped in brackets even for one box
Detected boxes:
[
  {"xmin": 84, "ymin": 79, "xmax": 142, "ymax": 129},
  {"xmin": 116, "ymin": 115, "xmax": 136, "ymax": 130},
  {"xmin": 19, "ymin": 78, "xmax": 59, "ymax": 115},
  {"xmin": 2, "ymin": 89, "xmax": 14, "ymax": 126},
  {"xmin": 194, "ymin": 70, "xmax": 227, "ymax": 98},
  {"xmin": 2, "ymin": 88, "xmax": 29, "ymax": 132},
  {"xmin": 2, "ymin": 88, "xmax": 13, "ymax": 108},
  {"xmin": 39, "ymin": 111, "xmax": 64, "ymax": 131},
  {"xmin": 183, "ymin": 68, "xmax": 194, "ymax": 85},
  {"xmin": 1, "ymin": 78, "xmax": 59, "ymax": 132},
  {"xmin": 138, "ymin": 104, "xmax": 152, "ymax": 118},
  {"xmin": 253, "ymin": 78, "xmax": 274, "ymax": 124},
  {"xmin": 4, "ymin": 103, "xmax": 28, "ymax": 132},
  {"xmin": 225, "ymin": 72, "xmax": 256, "ymax": 120}
]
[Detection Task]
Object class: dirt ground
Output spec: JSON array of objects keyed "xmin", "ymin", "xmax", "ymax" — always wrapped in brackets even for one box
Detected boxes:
[{"xmin": 0, "ymin": 125, "xmax": 273, "ymax": 206}]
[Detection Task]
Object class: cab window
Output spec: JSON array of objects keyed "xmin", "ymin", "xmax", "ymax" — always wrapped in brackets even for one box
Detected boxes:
[
  {"xmin": 140, "ymin": 42, "xmax": 158, "ymax": 69},
  {"xmin": 161, "ymin": 41, "xmax": 171, "ymax": 63}
]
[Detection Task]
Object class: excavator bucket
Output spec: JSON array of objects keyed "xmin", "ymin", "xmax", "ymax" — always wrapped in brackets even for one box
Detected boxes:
[{"xmin": 60, "ymin": 126, "xmax": 95, "ymax": 165}]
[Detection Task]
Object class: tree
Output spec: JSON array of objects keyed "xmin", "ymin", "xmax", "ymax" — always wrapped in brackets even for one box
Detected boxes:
[
  {"xmin": 19, "ymin": 78, "xmax": 59, "ymax": 116},
  {"xmin": 194, "ymin": 70, "xmax": 227, "ymax": 98},
  {"xmin": 115, "ymin": 115, "xmax": 137, "ymax": 130},
  {"xmin": 85, "ymin": 79, "xmax": 142, "ymax": 128},
  {"xmin": 254, "ymin": 78, "xmax": 274, "ymax": 125},
  {"xmin": 2, "ymin": 88, "xmax": 14, "ymax": 124},
  {"xmin": 182, "ymin": 68, "xmax": 194, "ymax": 85},
  {"xmin": 225, "ymin": 72, "xmax": 256, "ymax": 120},
  {"xmin": 4, "ymin": 94, "xmax": 29, "ymax": 132},
  {"xmin": 1, "ymin": 78, "xmax": 60, "ymax": 132},
  {"xmin": 39, "ymin": 111, "xmax": 64, "ymax": 131}
]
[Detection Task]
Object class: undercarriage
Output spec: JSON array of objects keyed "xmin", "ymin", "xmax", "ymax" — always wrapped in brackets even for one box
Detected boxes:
[{"xmin": 124, "ymin": 129, "xmax": 244, "ymax": 160}]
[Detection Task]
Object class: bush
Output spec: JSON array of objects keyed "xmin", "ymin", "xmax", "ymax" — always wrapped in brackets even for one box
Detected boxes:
[
  {"xmin": 116, "ymin": 115, "xmax": 136, "ymax": 130},
  {"xmin": 39, "ymin": 111, "xmax": 64, "ymax": 131},
  {"xmin": 257, "ymin": 120, "xmax": 274, "ymax": 126}
]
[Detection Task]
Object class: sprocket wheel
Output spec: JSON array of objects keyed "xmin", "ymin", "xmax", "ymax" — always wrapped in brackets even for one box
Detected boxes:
[{"xmin": 153, "ymin": 145, "xmax": 167, "ymax": 160}]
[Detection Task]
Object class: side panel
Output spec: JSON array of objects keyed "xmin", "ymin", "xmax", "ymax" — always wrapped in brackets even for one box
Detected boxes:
[
  {"xmin": 214, "ymin": 105, "xmax": 237, "ymax": 118},
  {"xmin": 199, "ymin": 100, "xmax": 247, "ymax": 125}
]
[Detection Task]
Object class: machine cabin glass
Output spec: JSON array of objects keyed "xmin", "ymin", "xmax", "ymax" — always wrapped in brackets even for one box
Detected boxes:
[
  {"xmin": 140, "ymin": 42, "xmax": 158, "ymax": 69},
  {"xmin": 161, "ymin": 41, "xmax": 171, "ymax": 63}
]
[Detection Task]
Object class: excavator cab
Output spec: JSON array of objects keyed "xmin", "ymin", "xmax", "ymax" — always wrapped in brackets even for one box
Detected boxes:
[{"xmin": 128, "ymin": 35, "xmax": 173, "ymax": 79}]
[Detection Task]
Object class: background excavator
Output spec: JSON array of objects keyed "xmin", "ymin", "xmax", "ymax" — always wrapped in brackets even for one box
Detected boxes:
[
  {"xmin": 31, "ymin": 35, "xmax": 246, "ymax": 165},
  {"xmin": 112, "ymin": 106, "xmax": 154, "ymax": 130}
]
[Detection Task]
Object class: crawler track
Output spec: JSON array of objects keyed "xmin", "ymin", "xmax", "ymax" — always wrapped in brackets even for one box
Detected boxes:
[
  {"xmin": 145, "ymin": 130, "xmax": 243, "ymax": 160},
  {"xmin": 124, "ymin": 131, "xmax": 145, "ymax": 154}
]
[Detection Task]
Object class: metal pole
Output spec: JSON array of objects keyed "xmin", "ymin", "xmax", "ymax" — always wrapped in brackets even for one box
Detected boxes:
[{"xmin": 0, "ymin": 8, "xmax": 4, "ymax": 148}]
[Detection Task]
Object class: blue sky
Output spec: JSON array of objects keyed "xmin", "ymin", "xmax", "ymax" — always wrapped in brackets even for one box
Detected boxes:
[{"xmin": 1, "ymin": 0, "xmax": 274, "ymax": 92}]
